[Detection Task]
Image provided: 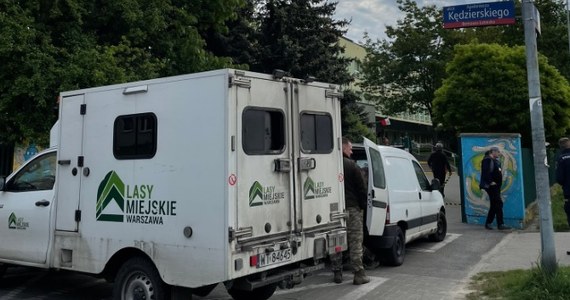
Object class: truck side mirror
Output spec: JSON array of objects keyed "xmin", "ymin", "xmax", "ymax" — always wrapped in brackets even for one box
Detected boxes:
[{"xmin": 430, "ymin": 178, "xmax": 441, "ymax": 192}]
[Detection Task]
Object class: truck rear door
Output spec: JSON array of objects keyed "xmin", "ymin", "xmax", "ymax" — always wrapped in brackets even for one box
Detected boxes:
[
  {"xmin": 235, "ymin": 74, "xmax": 294, "ymax": 240},
  {"xmin": 292, "ymin": 81, "xmax": 344, "ymax": 233}
]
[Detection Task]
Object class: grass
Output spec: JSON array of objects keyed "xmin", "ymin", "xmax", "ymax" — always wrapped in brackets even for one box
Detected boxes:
[
  {"xmin": 466, "ymin": 265, "xmax": 570, "ymax": 300},
  {"xmin": 551, "ymin": 184, "xmax": 570, "ymax": 232},
  {"xmin": 465, "ymin": 184, "xmax": 570, "ymax": 299}
]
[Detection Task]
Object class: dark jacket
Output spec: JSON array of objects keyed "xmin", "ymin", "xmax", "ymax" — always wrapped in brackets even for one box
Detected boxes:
[
  {"xmin": 427, "ymin": 150, "xmax": 451, "ymax": 178},
  {"xmin": 556, "ymin": 148, "xmax": 570, "ymax": 198},
  {"xmin": 343, "ymin": 156, "xmax": 367, "ymax": 209},
  {"xmin": 479, "ymin": 155, "xmax": 502, "ymax": 190}
]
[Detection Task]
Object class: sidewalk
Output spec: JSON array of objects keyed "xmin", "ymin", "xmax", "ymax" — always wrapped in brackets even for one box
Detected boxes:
[{"xmin": 472, "ymin": 231, "xmax": 570, "ymax": 273}]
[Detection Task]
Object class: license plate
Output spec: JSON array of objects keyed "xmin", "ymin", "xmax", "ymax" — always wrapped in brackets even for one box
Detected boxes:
[{"xmin": 257, "ymin": 248, "xmax": 292, "ymax": 268}]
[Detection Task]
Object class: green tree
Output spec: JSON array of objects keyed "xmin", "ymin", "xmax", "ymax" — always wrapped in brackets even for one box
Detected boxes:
[
  {"xmin": 254, "ymin": 0, "xmax": 373, "ymax": 140},
  {"xmin": 433, "ymin": 43, "xmax": 570, "ymax": 147},
  {"xmin": 0, "ymin": 0, "xmax": 244, "ymax": 145},
  {"xmin": 457, "ymin": 0, "xmax": 570, "ymax": 80},
  {"xmin": 341, "ymin": 90, "xmax": 376, "ymax": 143},
  {"xmin": 360, "ymin": 0, "xmax": 460, "ymax": 119}
]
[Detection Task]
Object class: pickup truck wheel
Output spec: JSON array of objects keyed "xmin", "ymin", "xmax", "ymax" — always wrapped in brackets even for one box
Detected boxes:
[
  {"xmin": 113, "ymin": 257, "xmax": 169, "ymax": 300},
  {"xmin": 227, "ymin": 283, "xmax": 277, "ymax": 300},
  {"xmin": 429, "ymin": 212, "xmax": 447, "ymax": 242},
  {"xmin": 383, "ymin": 227, "xmax": 405, "ymax": 266}
]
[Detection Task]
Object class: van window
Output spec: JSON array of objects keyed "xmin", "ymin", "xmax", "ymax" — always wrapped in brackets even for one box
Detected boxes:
[
  {"xmin": 7, "ymin": 152, "xmax": 56, "ymax": 191},
  {"xmin": 242, "ymin": 108, "xmax": 285, "ymax": 155},
  {"xmin": 114, "ymin": 113, "xmax": 157, "ymax": 159},
  {"xmin": 368, "ymin": 147, "xmax": 386, "ymax": 189},
  {"xmin": 385, "ymin": 157, "xmax": 416, "ymax": 191},
  {"xmin": 300, "ymin": 113, "xmax": 333, "ymax": 154},
  {"xmin": 413, "ymin": 161, "xmax": 431, "ymax": 190}
]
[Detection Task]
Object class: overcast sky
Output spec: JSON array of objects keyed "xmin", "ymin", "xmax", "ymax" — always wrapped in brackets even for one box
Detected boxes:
[{"xmin": 334, "ymin": 0, "xmax": 477, "ymax": 43}]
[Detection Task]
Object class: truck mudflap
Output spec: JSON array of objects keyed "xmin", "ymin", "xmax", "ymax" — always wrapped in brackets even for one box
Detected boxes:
[{"xmin": 229, "ymin": 262, "xmax": 325, "ymax": 291}]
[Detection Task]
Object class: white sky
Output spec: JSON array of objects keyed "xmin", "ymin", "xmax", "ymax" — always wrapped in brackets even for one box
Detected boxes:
[{"xmin": 334, "ymin": 0, "xmax": 478, "ymax": 43}]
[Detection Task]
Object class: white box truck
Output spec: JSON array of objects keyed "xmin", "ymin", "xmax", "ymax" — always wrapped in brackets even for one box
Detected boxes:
[{"xmin": 0, "ymin": 69, "xmax": 348, "ymax": 299}]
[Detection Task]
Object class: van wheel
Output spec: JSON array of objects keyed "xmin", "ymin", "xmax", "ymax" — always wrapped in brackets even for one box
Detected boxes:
[
  {"xmin": 429, "ymin": 212, "xmax": 447, "ymax": 242},
  {"xmin": 113, "ymin": 257, "xmax": 170, "ymax": 300},
  {"xmin": 383, "ymin": 227, "xmax": 405, "ymax": 266},
  {"xmin": 227, "ymin": 283, "xmax": 277, "ymax": 300}
]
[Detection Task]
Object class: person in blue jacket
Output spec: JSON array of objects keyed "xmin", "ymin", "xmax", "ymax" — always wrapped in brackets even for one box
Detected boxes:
[
  {"xmin": 556, "ymin": 137, "xmax": 570, "ymax": 229},
  {"xmin": 480, "ymin": 146, "xmax": 510, "ymax": 230}
]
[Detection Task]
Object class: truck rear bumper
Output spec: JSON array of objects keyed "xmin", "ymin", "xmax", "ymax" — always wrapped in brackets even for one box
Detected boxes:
[{"xmin": 230, "ymin": 262, "xmax": 325, "ymax": 291}]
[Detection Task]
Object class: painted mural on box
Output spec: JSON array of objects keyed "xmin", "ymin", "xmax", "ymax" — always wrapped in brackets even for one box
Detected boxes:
[
  {"xmin": 13, "ymin": 143, "xmax": 43, "ymax": 171},
  {"xmin": 460, "ymin": 134, "xmax": 525, "ymax": 228}
]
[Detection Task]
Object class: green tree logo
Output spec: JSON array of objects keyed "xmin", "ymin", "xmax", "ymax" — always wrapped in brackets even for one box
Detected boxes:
[
  {"xmin": 304, "ymin": 177, "xmax": 315, "ymax": 199},
  {"xmin": 249, "ymin": 181, "xmax": 264, "ymax": 207},
  {"xmin": 8, "ymin": 212, "xmax": 17, "ymax": 229},
  {"xmin": 96, "ymin": 171, "xmax": 125, "ymax": 222}
]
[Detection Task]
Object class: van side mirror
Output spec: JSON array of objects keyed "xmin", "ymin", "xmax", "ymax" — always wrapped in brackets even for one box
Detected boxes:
[
  {"xmin": 0, "ymin": 176, "xmax": 6, "ymax": 191},
  {"xmin": 430, "ymin": 178, "xmax": 441, "ymax": 192}
]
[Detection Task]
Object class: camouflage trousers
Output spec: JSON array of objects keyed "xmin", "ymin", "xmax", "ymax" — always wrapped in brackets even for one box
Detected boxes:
[{"xmin": 346, "ymin": 206, "xmax": 364, "ymax": 272}]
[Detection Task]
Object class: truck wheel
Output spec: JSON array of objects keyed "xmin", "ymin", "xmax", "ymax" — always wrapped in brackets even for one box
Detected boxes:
[
  {"xmin": 113, "ymin": 257, "xmax": 169, "ymax": 300},
  {"xmin": 227, "ymin": 283, "xmax": 277, "ymax": 300},
  {"xmin": 429, "ymin": 212, "xmax": 447, "ymax": 242},
  {"xmin": 383, "ymin": 227, "xmax": 405, "ymax": 266}
]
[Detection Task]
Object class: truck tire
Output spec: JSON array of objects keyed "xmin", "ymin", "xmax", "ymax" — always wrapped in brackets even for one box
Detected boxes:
[
  {"xmin": 227, "ymin": 283, "xmax": 277, "ymax": 300},
  {"xmin": 383, "ymin": 226, "xmax": 405, "ymax": 266},
  {"xmin": 429, "ymin": 212, "xmax": 447, "ymax": 242},
  {"xmin": 113, "ymin": 257, "xmax": 170, "ymax": 300}
]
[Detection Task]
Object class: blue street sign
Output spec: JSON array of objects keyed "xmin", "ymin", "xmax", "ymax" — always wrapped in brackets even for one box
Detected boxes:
[{"xmin": 443, "ymin": 1, "xmax": 516, "ymax": 29}]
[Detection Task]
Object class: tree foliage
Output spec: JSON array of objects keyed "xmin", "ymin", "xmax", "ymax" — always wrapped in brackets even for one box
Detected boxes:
[
  {"xmin": 252, "ymin": 0, "xmax": 373, "ymax": 140},
  {"xmin": 433, "ymin": 43, "xmax": 570, "ymax": 147},
  {"xmin": 0, "ymin": 0, "xmax": 244, "ymax": 144},
  {"xmin": 360, "ymin": 0, "xmax": 461, "ymax": 118}
]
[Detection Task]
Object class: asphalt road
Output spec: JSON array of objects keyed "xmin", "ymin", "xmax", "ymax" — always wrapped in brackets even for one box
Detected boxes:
[{"xmin": 0, "ymin": 173, "xmax": 507, "ymax": 300}]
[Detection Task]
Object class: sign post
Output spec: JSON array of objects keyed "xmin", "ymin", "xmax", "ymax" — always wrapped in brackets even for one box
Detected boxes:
[{"xmin": 522, "ymin": 0, "xmax": 556, "ymax": 274}]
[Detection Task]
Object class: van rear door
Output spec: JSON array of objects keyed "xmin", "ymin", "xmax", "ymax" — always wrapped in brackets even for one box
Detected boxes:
[{"xmin": 363, "ymin": 138, "xmax": 387, "ymax": 236}]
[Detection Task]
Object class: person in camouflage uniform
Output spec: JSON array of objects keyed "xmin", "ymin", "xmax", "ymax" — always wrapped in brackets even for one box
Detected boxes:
[{"xmin": 332, "ymin": 137, "xmax": 370, "ymax": 285}]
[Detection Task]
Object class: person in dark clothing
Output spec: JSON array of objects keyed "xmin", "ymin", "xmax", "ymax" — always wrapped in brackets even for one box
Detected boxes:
[
  {"xmin": 480, "ymin": 146, "xmax": 510, "ymax": 230},
  {"xmin": 332, "ymin": 137, "xmax": 370, "ymax": 285},
  {"xmin": 427, "ymin": 143, "xmax": 452, "ymax": 197},
  {"xmin": 556, "ymin": 137, "xmax": 570, "ymax": 229}
]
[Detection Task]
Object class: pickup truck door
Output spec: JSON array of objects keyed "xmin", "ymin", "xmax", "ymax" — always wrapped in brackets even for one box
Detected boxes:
[
  {"xmin": 363, "ymin": 138, "xmax": 387, "ymax": 236},
  {"xmin": 0, "ymin": 150, "xmax": 56, "ymax": 264}
]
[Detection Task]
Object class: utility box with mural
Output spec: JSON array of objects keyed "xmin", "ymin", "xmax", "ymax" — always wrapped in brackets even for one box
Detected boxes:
[{"xmin": 459, "ymin": 133, "xmax": 525, "ymax": 229}]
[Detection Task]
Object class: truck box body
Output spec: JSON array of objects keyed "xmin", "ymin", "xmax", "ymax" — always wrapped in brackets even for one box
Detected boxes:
[{"xmin": 0, "ymin": 69, "xmax": 347, "ymax": 297}]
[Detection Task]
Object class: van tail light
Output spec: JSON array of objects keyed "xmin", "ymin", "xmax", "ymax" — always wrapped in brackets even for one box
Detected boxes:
[{"xmin": 385, "ymin": 205, "xmax": 390, "ymax": 224}]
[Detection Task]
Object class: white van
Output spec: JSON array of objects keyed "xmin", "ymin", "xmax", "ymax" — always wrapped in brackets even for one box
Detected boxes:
[
  {"xmin": 353, "ymin": 138, "xmax": 447, "ymax": 266},
  {"xmin": 0, "ymin": 69, "xmax": 348, "ymax": 300}
]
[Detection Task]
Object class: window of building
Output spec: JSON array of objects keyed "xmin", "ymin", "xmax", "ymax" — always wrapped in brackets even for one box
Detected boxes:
[
  {"xmin": 242, "ymin": 108, "xmax": 285, "ymax": 155},
  {"xmin": 300, "ymin": 113, "xmax": 333, "ymax": 154},
  {"xmin": 114, "ymin": 113, "xmax": 157, "ymax": 159}
]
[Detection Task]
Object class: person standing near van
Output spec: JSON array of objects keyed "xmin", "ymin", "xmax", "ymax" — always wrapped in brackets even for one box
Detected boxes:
[
  {"xmin": 427, "ymin": 143, "xmax": 452, "ymax": 197},
  {"xmin": 556, "ymin": 137, "xmax": 570, "ymax": 229},
  {"xmin": 333, "ymin": 137, "xmax": 370, "ymax": 285},
  {"xmin": 480, "ymin": 146, "xmax": 510, "ymax": 230}
]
